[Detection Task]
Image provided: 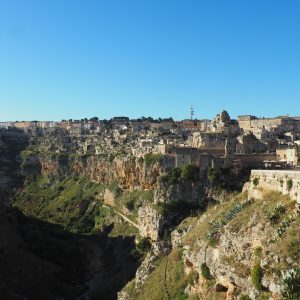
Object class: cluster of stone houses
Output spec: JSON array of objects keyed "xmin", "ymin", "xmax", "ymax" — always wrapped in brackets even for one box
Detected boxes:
[{"xmin": 2, "ymin": 111, "xmax": 300, "ymax": 173}]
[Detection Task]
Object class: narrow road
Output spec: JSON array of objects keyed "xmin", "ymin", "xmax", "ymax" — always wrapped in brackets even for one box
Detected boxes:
[{"xmin": 102, "ymin": 204, "xmax": 140, "ymax": 229}]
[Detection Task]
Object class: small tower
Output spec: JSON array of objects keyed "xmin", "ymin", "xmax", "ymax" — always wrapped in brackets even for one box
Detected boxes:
[{"xmin": 190, "ymin": 105, "xmax": 194, "ymax": 121}]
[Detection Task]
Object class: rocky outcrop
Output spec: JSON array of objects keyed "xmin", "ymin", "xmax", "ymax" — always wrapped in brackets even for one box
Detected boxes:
[
  {"xmin": 103, "ymin": 188, "xmax": 116, "ymax": 206},
  {"xmin": 180, "ymin": 197, "xmax": 300, "ymax": 299},
  {"xmin": 135, "ymin": 241, "xmax": 170, "ymax": 288},
  {"xmin": 154, "ymin": 179, "xmax": 206, "ymax": 205},
  {"xmin": 181, "ymin": 220, "xmax": 274, "ymax": 300},
  {"xmin": 27, "ymin": 152, "xmax": 165, "ymax": 191},
  {"xmin": 138, "ymin": 205, "xmax": 166, "ymax": 241}
]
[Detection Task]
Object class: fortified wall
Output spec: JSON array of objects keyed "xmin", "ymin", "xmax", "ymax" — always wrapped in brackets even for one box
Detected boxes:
[{"xmin": 245, "ymin": 169, "xmax": 300, "ymax": 203}]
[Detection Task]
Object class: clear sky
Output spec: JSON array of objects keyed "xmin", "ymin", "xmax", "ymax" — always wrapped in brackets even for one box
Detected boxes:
[{"xmin": 0, "ymin": 0, "xmax": 300, "ymax": 121}]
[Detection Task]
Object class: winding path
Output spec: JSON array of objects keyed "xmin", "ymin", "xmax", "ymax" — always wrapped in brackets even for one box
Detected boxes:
[{"xmin": 102, "ymin": 204, "xmax": 140, "ymax": 229}]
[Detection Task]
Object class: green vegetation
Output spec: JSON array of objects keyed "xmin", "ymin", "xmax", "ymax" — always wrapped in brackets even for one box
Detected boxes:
[
  {"xmin": 115, "ymin": 189, "xmax": 153, "ymax": 220},
  {"xmin": 276, "ymin": 215, "xmax": 296, "ymax": 239},
  {"xmin": 207, "ymin": 167, "xmax": 222, "ymax": 185},
  {"xmin": 251, "ymin": 247, "xmax": 263, "ymax": 291},
  {"xmin": 126, "ymin": 249, "xmax": 190, "ymax": 300},
  {"xmin": 130, "ymin": 238, "xmax": 151, "ymax": 261},
  {"xmin": 155, "ymin": 200, "xmax": 200, "ymax": 233},
  {"xmin": 163, "ymin": 167, "xmax": 182, "ymax": 185},
  {"xmin": 207, "ymin": 167, "xmax": 251, "ymax": 191},
  {"xmin": 107, "ymin": 182, "xmax": 122, "ymax": 197},
  {"xmin": 160, "ymin": 164, "xmax": 199, "ymax": 185},
  {"xmin": 207, "ymin": 199, "xmax": 252, "ymax": 245},
  {"xmin": 200, "ymin": 263, "xmax": 212, "ymax": 280},
  {"xmin": 144, "ymin": 153, "xmax": 164, "ymax": 167},
  {"xmin": 253, "ymin": 177, "xmax": 259, "ymax": 187},
  {"xmin": 267, "ymin": 202, "xmax": 286, "ymax": 224},
  {"xmin": 238, "ymin": 295, "xmax": 251, "ymax": 300},
  {"xmin": 187, "ymin": 269, "xmax": 199, "ymax": 285},
  {"xmin": 137, "ymin": 238, "xmax": 151, "ymax": 253},
  {"xmin": 280, "ymin": 268, "xmax": 300, "ymax": 299},
  {"xmin": 13, "ymin": 176, "xmax": 106, "ymax": 233},
  {"xmin": 251, "ymin": 263, "xmax": 263, "ymax": 291},
  {"xmin": 184, "ymin": 193, "xmax": 247, "ymax": 249},
  {"xmin": 15, "ymin": 209, "xmax": 89, "ymax": 298},
  {"xmin": 287, "ymin": 179, "xmax": 293, "ymax": 191},
  {"xmin": 181, "ymin": 164, "xmax": 198, "ymax": 181},
  {"xmin": 254, "ymin": 247, "xmax": 262, "ymax": 258}
]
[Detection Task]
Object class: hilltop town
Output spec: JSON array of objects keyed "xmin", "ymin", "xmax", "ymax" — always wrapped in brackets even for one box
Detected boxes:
[{"xmin": 2, "ymin": 111, "xmax": 300, "ymax": 173}]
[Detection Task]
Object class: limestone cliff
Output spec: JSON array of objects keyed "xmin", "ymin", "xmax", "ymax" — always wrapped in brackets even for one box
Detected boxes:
[{"xmin": 120, "ymin": 179, "xmax": 300, "ymax": 300}]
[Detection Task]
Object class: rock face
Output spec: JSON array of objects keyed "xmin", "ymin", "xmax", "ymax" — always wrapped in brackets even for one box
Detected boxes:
[
  {"xmin": 104, "ymin": 188, "xmax": 116, "ymax": 206},
  {"xmin": 181, "ymin": 220, "xmax": 275, "ymax": 300},
  {"xmin": 135, "ymin": 251, "xmax": 158, "ymax": 288},
  {"xmin": 171, "ymin": 227, "xmax": 191, "ymax": 249},
  {"xmin": 138, "ymin": 205, "xmax": 165, "ymax": 241},
  {"xmin": 134, "ymin": 241, "xmax": 170, "ymax": 289},
  {"xmin": 73, "ymin": 156, "xmax": 163, "ymax": 190},
  {"xmin": 192, "ymin": 132, "xmax": 227, "ymax": 150},
  {"xmin": 210, "ymin": 110, "xmax": 231, "ymax": 132},
  {"xmin": 27, "ymin": 153, "xmax": 165, "ymax": 191},
  {"xmin": 154, "ymin": 180, "xmax": 206, "ymax": 206}
]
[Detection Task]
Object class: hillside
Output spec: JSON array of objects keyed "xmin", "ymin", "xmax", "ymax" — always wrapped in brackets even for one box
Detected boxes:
[{"xmin": 1, "ymin": 128, "xmax": 299, "ymax": 299}]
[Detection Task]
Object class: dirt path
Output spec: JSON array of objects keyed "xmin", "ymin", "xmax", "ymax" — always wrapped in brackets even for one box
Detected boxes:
[{"xmin": 102, "ymin": 204, "xmax": 140, "ymax": 229}]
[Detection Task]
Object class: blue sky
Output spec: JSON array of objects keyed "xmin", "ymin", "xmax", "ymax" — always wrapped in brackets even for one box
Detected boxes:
[{"xmin": 0, "ymin": 0, "xmax": 300, "ymax": 121}]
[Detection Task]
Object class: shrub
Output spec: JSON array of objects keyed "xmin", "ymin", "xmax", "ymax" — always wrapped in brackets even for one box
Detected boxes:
[
  {"xmin": 254, "ymin": 247, "xmax": 262, "ymax": 259},
  {"xmin": 267, "ymin": 203, "xmax": 286, "ymax": 224},
  {"xmin": 187, "ymin": 270, "xmax": 199, "ymax": 285},
  {"xmin": 253, "ymin": 177, "xmax": 259, "ymax": 187},
  {"xmin": 280, "ymin": 268, "xmax": 300, "ymax": 299},
  {"xmin": 200, "ymin": 263, "xmax": 212, "ymax": 280},
  {"xmin": 251, "ymin": 263, "xmax": 263, "ymax": 291},
  {"xmin": 144, "ymin": 153, "xmax": 164, "ymax": 167},
  {"xmin": 107, "ymin": 182, "xmax": 122, "ymax": 197},
  {"xmin": 181, "ymin": 164, "xmax": 198, "ymax": 181},
  {"xmin": 207, "ymin": 167, "xmax": 222, "ymax": 185},
  {"xmin": 162, "ymin": 229, "xmax": 170, "ymax": 242},
  {"xmin": 207, "ymin": 199, "xmax": 252, "ymax": 245},
  {"xmin": 287, "ymin": 179, "xmax": 293, "ymax": 191},
  {"xmin": 276, "ymin": 216, "xmax": 295, "ymax": 238},
  {"xmin": 125, "ymin": 199, "xmax": 135, "ymax": 211},
  {"xmin": 130, "ymin": 248, "xmax": 142, "ymax": 259},
  {"xmin": 137, "ymin": 238, "xmax": 151, "ymax": 253},
  {"xmin": 239, "ymin": 295, "xmax": 251, "ymax": 300},
  {"xmin": 169, "ymin": 168, "xmax": 181, "ymax": 185}
]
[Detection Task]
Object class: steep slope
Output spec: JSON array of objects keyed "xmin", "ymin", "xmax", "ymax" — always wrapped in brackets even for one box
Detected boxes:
[
  {"xmin": 0, "ymin": 129, "xmax": 142, "ymax": 299},
  {"xmin": 120, "ymin": 190, "xmax": 300, "ymax": 300}
]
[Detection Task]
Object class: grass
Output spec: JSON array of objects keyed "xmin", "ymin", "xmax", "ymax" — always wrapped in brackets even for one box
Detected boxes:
[
  {"xmin": 221, "ymin": 255, "xmax": 251, "ymax": 278},
  {"xmin": 251, "ymin": 263, "xmax": 263, "ymax": 291},
  {"xmin": 184, "ymin": 192, "xmax": 247, "ymax": 250},
  {"xmin": 126, "ymin": 249, "xmax": 190, "ymax": 300},
  {"xmin": 270, "ymin": 216, "xmax": 300, "ymax": 270},
  {"xmin": 228, "ymin": 191, "xmax": 294, "ymax": 233},
  {"xmin": 13, "ymin": 176, "xmax": 106, "ymax": 233},
  {"xmin": 115, "ymin": 189, "xmax": 153, "ymax": 220},
  {"xmin": 183, "ymin": 190, "xmax": 299, "ymax": 295}
]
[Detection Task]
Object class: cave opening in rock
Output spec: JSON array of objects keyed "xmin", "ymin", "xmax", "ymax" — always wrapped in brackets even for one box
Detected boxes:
[{"xmin": 215, "ymin": 283, "xmax": 228, "ymax": 292}]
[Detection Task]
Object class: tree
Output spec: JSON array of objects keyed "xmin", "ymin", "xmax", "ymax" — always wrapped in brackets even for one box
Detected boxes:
[
  {"xmin": 89, "ymin": 117, "xmax": 99, "ymax": 123},
  {"xmin": 181, "ymin": 164, "xmax": 198, "ymax": 180}
]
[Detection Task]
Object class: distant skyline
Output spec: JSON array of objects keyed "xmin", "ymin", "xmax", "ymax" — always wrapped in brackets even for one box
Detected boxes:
[{"xmin": 1, "ymin": 0, "xmax": 300, "ymax": 121}]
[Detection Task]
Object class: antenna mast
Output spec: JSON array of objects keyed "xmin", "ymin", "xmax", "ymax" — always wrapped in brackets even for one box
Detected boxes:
[{"xmin": 190, "ymin": 105, "xmax": 194, "ymax": 121}]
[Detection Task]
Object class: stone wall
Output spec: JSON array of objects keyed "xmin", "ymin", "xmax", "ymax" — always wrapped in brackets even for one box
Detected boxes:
[{"xmin": 245, "ymin": 169, "xmax": 300, "ymax": 203}]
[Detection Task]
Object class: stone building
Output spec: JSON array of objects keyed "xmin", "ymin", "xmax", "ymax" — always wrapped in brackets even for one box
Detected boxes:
[{"xmin": 276, "ymin": 147, "xmax": 299, "ymax": 166}]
